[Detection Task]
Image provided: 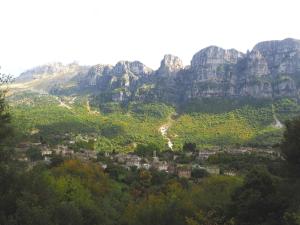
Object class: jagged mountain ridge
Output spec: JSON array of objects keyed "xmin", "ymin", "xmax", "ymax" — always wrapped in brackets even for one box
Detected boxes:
[{"xmin": 15, "ymin": 38, "xmax": 300, "ymax": 103}]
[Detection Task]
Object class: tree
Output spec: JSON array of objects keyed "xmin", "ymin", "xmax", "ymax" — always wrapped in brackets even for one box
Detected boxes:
[
  {"xmin": 281, "ymin": 117, "xmax": 300, "ymax": 167},
  {"xmin": 50, "ymin": 154, "xmax": 64, "ymax": 167},
  {"xmin": 183, "ymin": 142, "xmax": 197, "ymax": 152},
  {"xmin": 0, "ymin": 70, "xmax": 18, "ymax": 225},
  {"xmin": 135, "ymin": 143, "xmax": 160, "ymax": 157},
  {"xmin": 26, "ymin": 147, "xmax": 43, "ymax": 161},
  {"xmin": 230, "ymin": 167, "xmax": 286, "ymax": 225},
  {"xmin": 191, "ymin": 168, "xmax": 209, "ymax": 179},
  {"xmin": 0, "ymin": 70, "xmax": 13, "ymax": 161}
]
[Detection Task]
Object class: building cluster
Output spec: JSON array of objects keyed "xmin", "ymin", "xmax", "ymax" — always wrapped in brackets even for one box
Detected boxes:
[
  {"xmin": 14, "ymin": 142, "xmax": 98, "ymax": 164},
  {"xmin": 111, "ymin": 151, "xmax": 220, "ymax": 179},
  {"xmin": 14, "ymin": 141, "xmax": 280, "ymax": 179}
]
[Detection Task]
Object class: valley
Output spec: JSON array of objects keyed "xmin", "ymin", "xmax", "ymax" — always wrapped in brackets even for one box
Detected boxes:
[
  {"xmin": 9, "ymin": 37, "xmax": 300, "ymax": 152},
  {"xmin": 2, "ymin": 0, "xmax": 300, "ymax": 223},
  {"xmin": 8, "ymin": 38, "xmax": 300, "ymax": 152},
  {"xmin": 8, "ymin": 90, "xmax": 296, "ymax": 152}
]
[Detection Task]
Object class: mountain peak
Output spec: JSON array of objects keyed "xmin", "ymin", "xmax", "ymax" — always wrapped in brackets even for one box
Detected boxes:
[
  {"xmin": 113, "ymin": 61, "xmax": 153, "ymax": 76},
  {"xmin": 15, "ymin": 62, "xmax": 82, "ymax": 83},
  {"xmin": 157, "ymin": 54, "xmax": 184, "ymax": 76},
  {"xmin": 253, "ymin": 38, "xmax": 300, "ymax": 53},
  {"xmin": 191, "ymin": 46, "xmax": 244, "ymax": 69},
  {"xmin": 12, "ymin": 37, "xmax": 300, "ymax": 101}
]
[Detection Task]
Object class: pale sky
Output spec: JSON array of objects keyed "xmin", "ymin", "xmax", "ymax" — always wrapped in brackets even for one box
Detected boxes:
[{"xmin": 0, "ymin": 0, "xmax": 300, "ymax": 76}]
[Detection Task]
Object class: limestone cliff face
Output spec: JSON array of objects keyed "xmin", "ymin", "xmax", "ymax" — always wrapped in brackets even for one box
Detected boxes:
[
  {"xmin": 15, "ymin": 38, "xmax": 300, "ymax": 103},
  {"xmin": 191, "ymin": 46, "xmax": 244, "ymax": 81},
  {"xmin": 82, "ymin": 61, "xmax": 153, "ymax": 102},
  {"xmin": 240, "ymin": 50, "xmax": 270, "ymax": 77},
  {"xmin": 179, "ymin": 46, "xmax": 244, "ymax": 98},
  {"xmin": 157, "ymin": 54, "xmax": 184, "ymax": 76},
  {"xmin": 249, "ymin": 38, "xmax": 300, "ymax": 98},
  {"xmin": 234, "ymin": 50, "xmax": 272, "ymax": 98},
  {"xmin": 180, "ymin": 38, "xmax": 300, "ymax": 100},
  {"xmin": 253, "ymin": 38, "xmax": 300, "ymax": 75}
]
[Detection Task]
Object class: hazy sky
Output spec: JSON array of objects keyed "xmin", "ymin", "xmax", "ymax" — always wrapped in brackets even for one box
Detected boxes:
[{"xmin": 1, "ymin": 0, "xmax": 300, "ymax": 75}]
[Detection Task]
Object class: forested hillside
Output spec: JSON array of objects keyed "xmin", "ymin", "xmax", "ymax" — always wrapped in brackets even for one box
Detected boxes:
[{"xmin": 8, "ymin": 90, "xmax": 300, "ymax": 151}]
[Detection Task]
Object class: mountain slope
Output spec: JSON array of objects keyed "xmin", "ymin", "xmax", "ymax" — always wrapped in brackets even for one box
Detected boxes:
[{"xmin": 8, "ymin": 38, "xmax": 300, "ymax": 151}]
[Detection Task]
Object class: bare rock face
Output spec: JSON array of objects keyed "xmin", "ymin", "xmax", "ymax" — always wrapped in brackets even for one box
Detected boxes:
[
  {"xmin": 81, "ymin": 61, "xmax": 154, "ymax": 102},
  {"xmin": 178, "ymin": 46, "xmax": 244, "ymax": 98},
  {"xmin": 191, "ymin": 46, "xmax": 244, "ymax": 81},
  {"xmin": 238, "ymin": 79, "xmax": 273, "ymax": 98},
  {"xmin": 253, "ymin": 38, "xmax": 300, "ymax": 75},
  {"xmin": 233, "ymin": 50, "xmax": 272, "ymax": 98},
  {"xmin": 15, "ymin": 37, "xmax": 300, "ymax": 103},
  {"xmin": 273, "ymin": 77, "xmax": 297, "ymax": 97},
  {"xmin": 71, "ymin": 38, "xmax": 300, "ymax": 101},
  {"xmin": 112, "ymin": 61, "xmax": 153, "ymax": 76},
  {"xmin": 157, "ymin": 54, "xmax": 184, "ymax": 76},
  {"xmin": 185, "ymin": 39, "xmax": 300, "ymax": 99},
  {"xmin": 240, "ymin": 50, "xmax": 270, "ymax": 77}
]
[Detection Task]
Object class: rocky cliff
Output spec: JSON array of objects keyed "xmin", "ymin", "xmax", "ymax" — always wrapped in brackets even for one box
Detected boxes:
[{"xmin": 15, "ymin": 38, "xmax": 300, "ymax": 103}]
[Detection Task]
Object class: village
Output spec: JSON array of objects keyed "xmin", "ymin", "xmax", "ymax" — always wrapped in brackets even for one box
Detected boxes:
[{"xmin": 14, "ymin": 141, "xmax": 281, "ymax": 179}]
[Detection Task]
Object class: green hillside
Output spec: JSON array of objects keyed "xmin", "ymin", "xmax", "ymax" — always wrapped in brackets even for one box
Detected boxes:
[
  {"xmin": 10, "ymin": 92, "xmax": 171, "ymax": 152},
  {"xmin": 9, "ymin": 92, "xmax": 300, "ymax": 152}
]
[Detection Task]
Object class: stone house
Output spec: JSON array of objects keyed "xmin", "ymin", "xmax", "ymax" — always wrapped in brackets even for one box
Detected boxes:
[
  {"xmin": 197, "ymin": 151, "xmax": 217, "ymax": 160},
  {"xmin": 177, "ymin": 165, "xmax": 192, "ymax": 179},
  {"xmin": 125, "ymin": 155, "xmax": 141, "ymax": 168},
  {"xmin": 44, "ymin": 156, "xmax": 52, "ymax": 163},
  {"xmin": 224, "ymin": 170, "xmax": 237, "ymax": 176},
  {"xmin": 17, "ymin": 153, "xmax": 29, "ymax": 162},
  {"xmin": 167, "ymin": 163, "xmax": 177, "ymax": 174},
  {"xmin": 151, "ymin": 159, "xmax": 169, "ymax": 171},
  {"xmin": 114, "ymin": 153, "xmax": 127, "ymax": 163},
  {"xmin": 15, "ymin": 142, "xmax": 31, "ymax": 153},
  {"xmin": 204, "ymin": 166, "xmax": 220, "ymax": 175},
  {"xmin": 99, "ymin": 162, "xmax": 107, "ymax": 169},
  {"xmin": 61, "ymin": 149, "xmax": 74, "ymax": 157},
  {"xmin": 41, "ymin": 148, "xmax": 52, "ymax": 156},
  {"xmin": 74, "ymin": 152, "xmax": 89, "ymax": 161},
  {"xmin": 157, "ymin": 161, "xmax": 169, "ymax": 171},
  {"xmin": 84, "ymin": 149, "xmax": 98, "ymax": 160},
  {"xmin": 141, "ymin": 163, "xmax": 151, "ymax": 170},
  {"xmin": 55, "ymin": 145, "xmax": 74, "ymax": 157}
]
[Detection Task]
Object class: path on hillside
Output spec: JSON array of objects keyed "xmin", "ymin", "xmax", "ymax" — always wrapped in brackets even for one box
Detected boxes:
[
  {"xmin": 159, "ymin": 113, "xmax": 177, "ymax": 150},
  {"xmin": 86, "ymin": 100, "xmax": 100, "ymax": 115},
  {"xmin": 272, "ymin": 104, "xmax": 283, "ymax": 128},
  {"xmin": 56, "ymin": 97, "xmax": 72, "ymax": 110}
]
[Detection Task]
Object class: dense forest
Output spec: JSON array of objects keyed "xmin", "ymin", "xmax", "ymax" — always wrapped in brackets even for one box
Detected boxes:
[
  {"xmin": 9, "ymin": 91, "xmax": 300, "ymax": 151},
  {"xmin": 1, "ymin": 76, "xmax": 300, "ymax": 225}
]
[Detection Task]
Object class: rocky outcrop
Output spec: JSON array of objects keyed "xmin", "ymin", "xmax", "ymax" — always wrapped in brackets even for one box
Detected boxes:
[
  {"xmin": 182, "ymin": 39, "xmax": 300, "ymax": 100},
  {"xmin": 80, "ymin": 61, "xmax": 154, "ymax": 102},
  {"xmin": 239, "ymin": 50, "xmax": 270, "ymax": 77},
  {"xmin": 157, "ymin": 54, "xmax": 184, "ymax": 76},
  {"xmin": 15, "ymin": 38, "xmax": 300, "ymax": 103},
  {"xmin": 253, "ymin": 38, "xmax": 300, "ymax": 75},
  {"xmin": 191, "ymin": 46, "xmax": 244, "ymax": 81}
]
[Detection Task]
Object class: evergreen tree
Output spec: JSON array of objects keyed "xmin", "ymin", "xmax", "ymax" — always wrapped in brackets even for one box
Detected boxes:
[{"xmin": 281, "ymin": 117, "xmax": 300, "ymax": 168}]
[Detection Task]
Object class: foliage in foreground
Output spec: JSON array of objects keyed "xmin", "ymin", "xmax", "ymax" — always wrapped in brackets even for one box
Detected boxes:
[{"xmin": 2, "ymin": 89, "xmax": 300, "ymax": 224}]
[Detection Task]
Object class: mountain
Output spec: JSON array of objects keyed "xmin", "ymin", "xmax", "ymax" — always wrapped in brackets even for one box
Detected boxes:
[
  {"xmin": 13, "ymin": 38, "xmax": 300, "ymax": 103},
  {"xmin": 8, "ymin": 38, "xmax": 300, "ymax": 150},
  {"xmin": 12, "ymin": 62, "xmax": 90, "ymax": 94}
]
